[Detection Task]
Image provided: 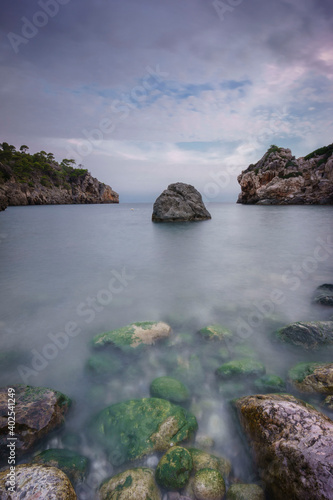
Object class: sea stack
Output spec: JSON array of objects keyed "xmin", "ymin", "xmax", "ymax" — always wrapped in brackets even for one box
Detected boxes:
[{"xmin": 152, "ymin": 182, "xmax": 211, "ymax": 222}]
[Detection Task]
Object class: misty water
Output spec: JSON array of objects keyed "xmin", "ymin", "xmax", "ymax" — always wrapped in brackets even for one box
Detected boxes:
[{"xmin": 1, "ymin": 203, "xmax": 333, "ymax": 498}]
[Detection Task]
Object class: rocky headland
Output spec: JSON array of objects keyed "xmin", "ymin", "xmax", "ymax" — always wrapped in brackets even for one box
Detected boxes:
[
  {"xmin": 0, "ymin": 142, "xmax": 119, "ymax": 211},
  {"xmin": 237, "ymin": 143, "xmax": 333, "ymax": 205}
]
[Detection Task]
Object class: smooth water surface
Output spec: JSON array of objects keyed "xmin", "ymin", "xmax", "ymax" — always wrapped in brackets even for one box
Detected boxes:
[{"xmin": 0, "ymin": 203, "xmax": 332, "ymax": 497}]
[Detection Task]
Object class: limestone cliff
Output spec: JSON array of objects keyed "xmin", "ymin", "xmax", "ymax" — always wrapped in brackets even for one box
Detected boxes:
[
  {"xmin": 237, "ymin": 144, "xmax": 333, "ymax": 205},
  {"xmin": 0, "ymin": 143, "xmax": 119, "ymax": 211}
]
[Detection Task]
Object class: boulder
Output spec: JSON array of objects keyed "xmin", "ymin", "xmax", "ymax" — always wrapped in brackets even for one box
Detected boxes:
[
  {"xmin": 91, "ymin": 398, "xmax": 198, "ymax": 466},
  {"xmin": 32, "ymin": 448, "xmax": 89, "ymax": 485},
  {"xmin": 155, "ymin": 446, "xmax": 193, "ymax": 489},
  {"xmin": 275, "ymin": 321, "xmax": 333, "ymax": 349},
  {"xmin": 288, "ymin": 362, "xmax": 333, "ymax": 394},
  {"xmin": 192, "ymin": 468, "xmax": 225, "ymax": 500},
  {"xmin": 188, "ymin": 447, "xmax": 231, "ymax": 480},
  {"xmin": 98, "ymin": 468, "xmax": 161, "ymax": 500},
  {"xmin": 226, "ymin": 483, "xmax": 264, "ymax": 500},
  {"xmin": 234, "ymin": 393, "xmax": 333, "ymax": 499},
  {"xmin": 0, "ymin": 385, "xmax": 71, "ymax": 463},
  {"xmin": 92, "ymin": 321, "xmax": 171, "ymax": 350},
  {"xmin": 216, "ymin": 359, "xmax": 265, "ymax": 379},
  {"xmin": 150, "ymin": 376, "xmax": 190, "ymax": 404},
  {"xmin": 0, "ymin": 464, "xmax": 76, "ymax": 499},
  {"xmin": 313, "ymin": 284, "xmax": 333, "ymax": 306},
  {"xmin": 152, "ymin": 183, "xmax": 211, "ymax": 222}
]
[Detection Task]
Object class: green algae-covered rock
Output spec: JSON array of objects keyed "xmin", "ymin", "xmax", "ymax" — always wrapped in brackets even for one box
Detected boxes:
[
  {"xmin": 155, "ymin": 446, "xmax": 193, "ymax": 489},
  {"xmin": 199, "ymin": 324, "xmax": 233, "ymax": 342},
  {"xmin": 226, "ymin": 483, "xmax": 265, "ymax": 500},
  {"xmin": 254, "ymin": 374, "xmax": 285, "ymax": 393},
  {"xmin": 98, "ymin": 467, "xmax": 161, "ymax": 500},
  {"xmin": 32, "ymin": 448, "xmax": 89, "ymax": 485},
  {"xmin": 288, "ymin": 362, "xmax": 333, "ymax": 394},
  {"xmin": 85, "ymin": 352, "xmax": 122, "ymax": 376},
  {"xmin": 216, "ymin": 359, "xmax": 265, "ymax": 379},
  {"xmin": 150, "ymin": 376, "xmax": 190, "ymax": 404},
  {"xmin": 275, "ymin": 321, "xmax": 333, "ymax": 350},
  {"xmin": 0, "ymin": 464, "xmax": 76, "ymax": 499},
  {"xmin": 91, "ymin": 398, "xmax": 198, "ymax": 466},
  {"xmin": 92, "ymin": 321, "xmax": 171, "ymax": 350},
  {"xmin": 192, "ymin": 468, "xmax": 225, "ymax": 500},
  {"xmin": 188, "ymin": 448, "xmax": 231, "ymax": 480},
  {"xmin": 0, "ymin": 385, "xmax": 71, "ymax": 463}
]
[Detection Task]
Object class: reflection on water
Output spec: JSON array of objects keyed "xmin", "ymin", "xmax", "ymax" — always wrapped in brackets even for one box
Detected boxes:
[{"xmin": 0, "ymin": 203, "xmax": 333, "ymax": 497}]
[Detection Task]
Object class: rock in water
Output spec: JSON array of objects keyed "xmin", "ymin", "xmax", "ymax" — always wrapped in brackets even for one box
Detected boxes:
[
  {"xmin": 90, "ymin": 397, "xmax": 198, "ymax": 466},
  {"xmin": 275, "ymin": 321, "xmax": 333, "ymax": 349},
  {"xmin": 288, "ymin": 362, "xmax": 333, "ymax": 394},
  {"xmin": 0, "ymin": 385, "xmax": 71, "ymax": 463},
  {"xmin": 313, "ymin": 284, "xmax": 333, "ymax": 306},
  {"xmin": 98, "ymin": 468, "xmax": 161, "ymax": 500},
  {"xmin": 234, "ymin": 393, "xmax": 333, "ymax": 499},
  {"xmin": 0, "ymin": 464, "xmax": 77, "ymax": 499},
  {"xmin": 152, "ymin": 183, "xmax": 211, "ymax": 222}
]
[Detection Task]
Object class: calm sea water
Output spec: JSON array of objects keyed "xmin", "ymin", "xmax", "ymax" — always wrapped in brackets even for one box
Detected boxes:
[{"xmin": 1, "ymin": 203, "xmax": 333, "ymax": 497}]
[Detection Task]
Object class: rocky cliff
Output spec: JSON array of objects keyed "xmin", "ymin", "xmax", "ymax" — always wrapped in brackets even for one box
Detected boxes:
[
  {"xmin": 0, "ymin": 143, "xmax": 119, "ymax": 211},
  {"xmin": 237, "ymin": 144, "xmax": 333, "ymax": 205}
]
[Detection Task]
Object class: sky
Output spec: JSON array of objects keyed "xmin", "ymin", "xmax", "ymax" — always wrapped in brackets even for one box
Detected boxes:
[{"xmin": 0, "ymin": 0, "xmax": 332, "ymax": 202}]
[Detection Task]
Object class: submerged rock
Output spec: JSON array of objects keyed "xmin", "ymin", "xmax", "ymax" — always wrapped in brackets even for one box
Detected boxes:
[
  {"xmin": 198, "ymin": 324, "xmax": 233, "ymax": 342},
  {"xmin": 192, "ymin": 468, "xmax": 225, "ymax": 500},
  {"xmin": 313, "ymin": 284, "xmax": 333, "ymax": 306},
  {"xmin": 216, "ymin": 359, "xmax": 265, "ymax": 379},
  {"xmin": 98, "ymin": 467, "xmax": 161, "ymax": 500},
  {"xmin": 253, "ymin": 374, "xmax": 285, "ymax": 393},
  {"xmin": 0, "ymin": 385, "xmax": 71, "ymax": 463},
  {"xmin": 91, "ymin": 398, "xmax": 198, "ymax": 466},
  {"xmin": 152, "ymin": 183, "xmax": 211, "ymax": 222},
  {"xmin": 234, "ymin": 393, "xmax": 333, "ymax": 499},
  {"xmin": 85, "ymin": 351, "xmax": 122, "ymax": 376},
  {"xmin": 155, "ymin": 446, "xmax": 193, "ymax": 489},
  {"xmin": 288, "ymin": 362, "xmax": 333, "ymax": 394},
  {"xmin": 188, "ymin": 447, "xmax": 232, "ymax": 480},
  {"xmin": 150, "ymin": 376, "xmax": 190, "ymax": 404},
  {"xmin": 92, "ymin": 321, "xmax": 171, "ymax": 350},
  {"xmin": 275, "ymin": 320, "xmax": 333, "ymax": 349},
  {"xmin": 0, "ymin": 464, "xmax": 76, "ymax": 499},
  {"xmin": 32, "ymin": 448, "xmax": 89, "ymax": 485},
  {"xmin": 226, "ymin": 483, "xmax": 264, "ymax": 500}
]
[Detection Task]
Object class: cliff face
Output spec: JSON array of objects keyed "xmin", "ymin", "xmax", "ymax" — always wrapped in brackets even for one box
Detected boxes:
[
  {"xmin": 237, "ymin": 145, "xmax": 333, "ymax": 205},
  {"xmin": 0, "ymin": 160, "xmax": 118, "ymax": 211}
]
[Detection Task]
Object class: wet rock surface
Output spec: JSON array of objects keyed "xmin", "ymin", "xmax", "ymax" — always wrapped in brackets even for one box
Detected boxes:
[
  {"xmin": 98, "ymin": 467, "xmax": 161, "ymax": 500},
  {"xmin": 275, "ymin": 320, "xmax": 333, "ymax": 349}
]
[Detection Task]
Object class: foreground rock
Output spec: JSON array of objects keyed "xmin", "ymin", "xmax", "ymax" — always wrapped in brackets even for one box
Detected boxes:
[
  {"xmin": 0, "ymin": 385, "xmax": 71, "ymax": 463},
  {"xmin": 152, "ymin": 183, "xmax": 211, "ymax": 222},
  {"xmin": 188, "ymin": 448, "xmax": 231, "ymax": 480},
  {"xmin": 155, "ymin": 446, "xmax": 193, "ymax": 489},
  {"xmin": 32, "ymin": 448, "xmax": 89, "ymax": 485},
  {"xmin": 0, "ymin": 464, "xmax": 76, "ymax": 499},
  {"xmin": 235, "ymin": 393, "xmax": 333, "ymax": 499},
  {"xmin": 92, "ymin": 321, "xmax": 171, "ymax": 350},
  {"xmin": 288, "ymin": 362, "xmax": 333, "ymax": 394},
  {"xmin": 275, "ymin": 321, "xmax": 333, "ymax": 349},
  {"xmin": 192, "ymin": 468, "xmax": 225, "ymax": 500},
  {"xmin": 226, "ymin": 484, "xmax": 264, "ymax": 500},
  {"xmin": 98, "ymin": 468, "xmax": 161, "ymax": 500},
  {"xmin": 91, "ymin": 398, "xmax": 198, "ymax": 465},
  {"xmin": 313, "ymin": 284, "xmax": 333, "ymax": 306},
  {"xmin": 237, "ymin": 144, "xmax": 333, "ymax": 205}
]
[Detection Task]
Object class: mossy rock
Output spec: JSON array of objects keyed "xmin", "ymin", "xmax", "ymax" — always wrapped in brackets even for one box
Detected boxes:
[
  {"xmin": 92, "ymin": 321, "xmax": 171, "ymax": 350},
  {"xmin": 254, "ymin": 374, "xmax": 285, "ymax": 393},
  {"xmin": 216, "ymin": 359, "xmax": 265, "ymax": 379},
  {"xmin": 275, "ymin": 321, "xmax": 333, "ymax": 350},
  {"xmin": 192, "ymin": 468, "xmax": 225, "ymax": 500},
  {"xmin": 155, "ymin": 446, "xmax": 193, "ymax": 489},
  {"xmin": 199, "ymin": 324, "xmax": 233, "ymax": 343},
  {"xmin": 91, "ymin": 398, "xmax": 198, "ymax": 466},
  {"xmin": 85, "ymin": 352, "xmax": 122, "ymax": 376},
  {"xmin": 188, "ymin": 448, "xmax": 231, "ymax": 480},
  {"xmin": 150, "ymin": 376, "xmax": 190, "ymax": 404},
  {"xmin": 226, "ymin": 483, "xmax": 265, "ymax": 500},
  {"xmin": 288, "ymin": 362, "xmax": 333, "ymax": 394},
  {"xmin": 32, "ymin": 448, "xmax": 89, "ymax": 484},
  {"xmin": 98, "ymin": 467, "xmax": 161, "ymax": 500}
]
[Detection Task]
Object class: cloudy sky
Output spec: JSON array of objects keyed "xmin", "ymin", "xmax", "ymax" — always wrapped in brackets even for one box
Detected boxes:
[{"xmin": 0, "ymin": 0, "xmax": 332, "ymax": 202}]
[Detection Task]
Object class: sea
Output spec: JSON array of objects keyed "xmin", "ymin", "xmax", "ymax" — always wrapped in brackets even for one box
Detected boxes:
[{"xmin": 0, "ymin": 203, "xmax": 333, "ymax": 498}]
